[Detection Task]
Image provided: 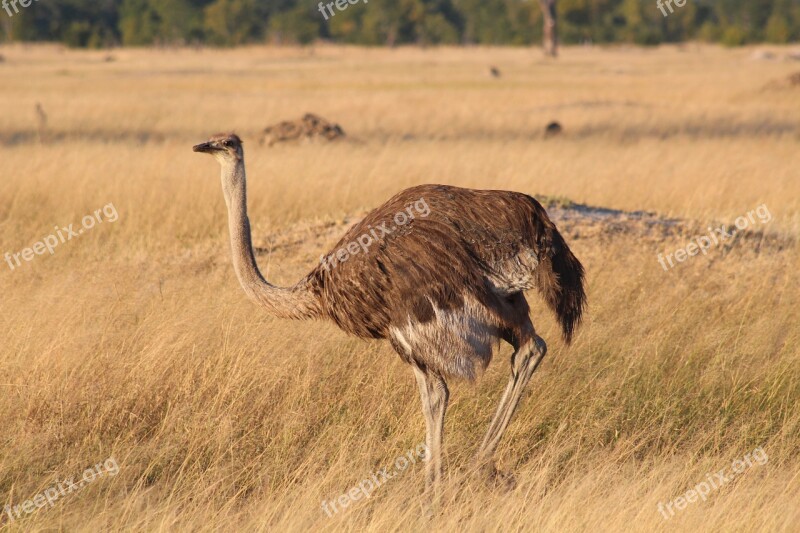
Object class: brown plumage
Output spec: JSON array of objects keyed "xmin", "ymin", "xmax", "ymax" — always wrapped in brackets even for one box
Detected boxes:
[
  {"xmin": 310, "ymin": 185, "xmax": 584, "ymax": 378},
  {"xmin": 193, "ymin": 133, "xmax": 586, "ymax": 501}
]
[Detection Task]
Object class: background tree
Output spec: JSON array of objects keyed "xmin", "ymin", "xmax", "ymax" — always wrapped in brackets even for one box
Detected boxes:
[
  {"xmin": 540, "ymin": 0, "xmax": 558, "ymax": 56},
  {"xmin": 0, "ymin": 0, "xmax": 797, "ymax": 48}
]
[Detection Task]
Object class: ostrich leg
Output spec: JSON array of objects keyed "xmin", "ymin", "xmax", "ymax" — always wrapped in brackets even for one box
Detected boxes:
[
  {"xmin": 411, "ymin": 364, "xmax": 449, "ymax": 502},
  {"xmin": 476, "ymin": 327, "xmax": 547, "ymax": 484}
]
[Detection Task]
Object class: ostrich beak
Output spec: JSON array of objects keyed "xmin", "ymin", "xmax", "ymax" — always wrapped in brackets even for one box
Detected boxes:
[{"xmin": 193, "ymin": 142, "xmax": 214, "ymax": 153}]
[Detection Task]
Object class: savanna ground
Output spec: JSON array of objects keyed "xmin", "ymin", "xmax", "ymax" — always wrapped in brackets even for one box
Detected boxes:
[{"xmin": 0, "ymin": 43, "xmax": 799, "ymax": 532}]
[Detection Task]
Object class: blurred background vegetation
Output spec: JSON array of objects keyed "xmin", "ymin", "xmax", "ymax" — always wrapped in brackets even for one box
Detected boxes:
[{"xmin": 0, "ymin": 0, "xmax": 798, "ymax": 48}]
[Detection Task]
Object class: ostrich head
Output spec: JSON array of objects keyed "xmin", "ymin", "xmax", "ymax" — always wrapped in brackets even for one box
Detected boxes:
[
  {"xmin": 193, "ymin": 133, "xmax": 247, "ymax": 205},
  {"xmin": 192, "ymin": 133, "xmax": 244, "ymax": 164}
]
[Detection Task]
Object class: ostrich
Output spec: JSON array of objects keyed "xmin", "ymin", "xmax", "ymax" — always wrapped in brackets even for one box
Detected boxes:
[{"xmin": 193, "ymin": 133, "xmax": 586, "ymax": 499}]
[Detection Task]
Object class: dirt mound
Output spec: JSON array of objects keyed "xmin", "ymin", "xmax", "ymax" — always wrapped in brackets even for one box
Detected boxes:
[
  {"xmin": 763, "ymin": 71, "xmax": 800, "ymax": 91},
  {"xmin": 544, "ymin": 121, "xmax": 563, "ymax": 138},
  {"xmin": 261, "ymin": 113, "xmax": 345, "ymax": 147}
]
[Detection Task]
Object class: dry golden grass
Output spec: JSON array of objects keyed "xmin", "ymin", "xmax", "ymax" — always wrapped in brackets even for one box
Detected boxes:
[{"xmin": 0, "ymin": 43, "xmax": 798, "ymax": 532}]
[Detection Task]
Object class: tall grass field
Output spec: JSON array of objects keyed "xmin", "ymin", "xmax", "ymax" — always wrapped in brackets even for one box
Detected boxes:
[{"xmin": 0, "ymin": 43, "xmax": 798, "ymax": 532}]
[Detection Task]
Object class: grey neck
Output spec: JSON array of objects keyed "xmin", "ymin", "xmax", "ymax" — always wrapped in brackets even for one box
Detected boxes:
[{"xmin": 220, "ymin": 159, "xmax": 319, "ymax": 320}]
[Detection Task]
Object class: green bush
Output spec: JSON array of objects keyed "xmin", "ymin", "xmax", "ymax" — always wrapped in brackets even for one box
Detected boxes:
[
  {"xmin": 721, "ymin": 25, "xmax": 748, "ymax": 46},
  {"xmin": 765, "ymin": 13, "xmax": 791, "ymax": 43}
]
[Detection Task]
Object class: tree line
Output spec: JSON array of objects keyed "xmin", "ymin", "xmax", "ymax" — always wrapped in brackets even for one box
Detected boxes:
[{"xmin": 0, "ymin": 0, "xmax": 797, "ymax": 48}]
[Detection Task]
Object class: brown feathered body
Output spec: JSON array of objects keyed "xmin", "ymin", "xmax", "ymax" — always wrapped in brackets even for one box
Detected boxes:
[{"xmin": 296, "ymin": 184, "xmax": 585, "ymax": 380}]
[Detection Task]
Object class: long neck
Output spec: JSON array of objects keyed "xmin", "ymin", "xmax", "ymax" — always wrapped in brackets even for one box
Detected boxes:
[{"xmin": 221, "ymin": 159, "xmax": 320, "ymax": 320}]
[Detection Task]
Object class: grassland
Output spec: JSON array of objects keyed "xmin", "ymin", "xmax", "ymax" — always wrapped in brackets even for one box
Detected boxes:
[{"xmin": 0, "ymin": 43, "xmax": 798, "ymax": 532}]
